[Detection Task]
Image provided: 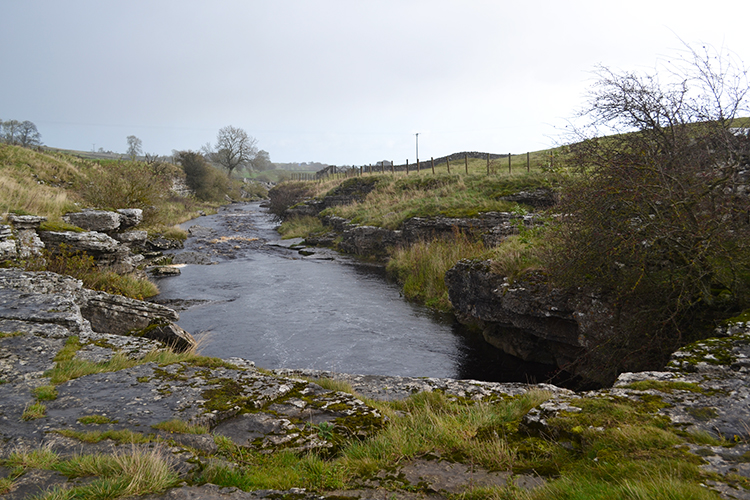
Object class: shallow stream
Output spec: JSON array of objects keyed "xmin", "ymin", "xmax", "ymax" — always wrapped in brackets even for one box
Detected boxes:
[{"xmin": 153, "ymin": 202, "xmax": 557, "ymax": 383}]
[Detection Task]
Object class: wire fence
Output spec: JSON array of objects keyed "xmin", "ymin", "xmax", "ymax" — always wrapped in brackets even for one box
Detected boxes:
[{"xmin": 289, "ymin": 151, "xmax": 555, "ymax": 181}]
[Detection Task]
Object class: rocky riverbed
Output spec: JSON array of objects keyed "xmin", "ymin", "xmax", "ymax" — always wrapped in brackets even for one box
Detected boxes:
[{"xmin": 3, "ymin": 268, "xmax": 750, "ymax": 499}]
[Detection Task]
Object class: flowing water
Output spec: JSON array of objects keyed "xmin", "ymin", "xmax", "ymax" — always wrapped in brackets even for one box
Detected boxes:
[{"xmin": 153, "ymin": 202, "xmax": 557, "ymax": 383}]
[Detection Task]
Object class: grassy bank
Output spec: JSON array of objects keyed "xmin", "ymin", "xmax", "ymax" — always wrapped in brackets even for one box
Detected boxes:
[
  {"xmin": 0, "ymin": 144, "xmax": 243, "ymax": 230},
  {"xmin": 0, "ymin": 144, "xmax": 246, "ymax": 299},
  {"xmin": 274, "ymin": 160, "xmax": 556, "ymax": 312}
]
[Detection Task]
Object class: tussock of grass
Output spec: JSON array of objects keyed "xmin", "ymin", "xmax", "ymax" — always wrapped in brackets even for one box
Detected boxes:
[
  {"xmin": 277, "ymin": 215, "xmax": 325, "ymax": 239},
  {"xmin": 200, "ymin": 448, "xmax": 347, "ymax": 492},
  {"xmin": 47, "ymin": 335, "xmax": 230, "ymax": 385},
  {"xmin": 1, "ymin": 446, "xmax": 178, "ymax": 499},
  {"xmin": 54, "ymin": 428, "xmax": 152, "ymax": 444},
  {"xmin": 47, "ymin": 351, "xmax": 139, "ymax": 385},
  {"xmin": 305, "ymin": 377, "xmax": 357, "ymax": 396},
  {"xmin": 78, "ymin": 415, "xmax": 116, "ymax": 425},
  {"xmin": 517, "ymin": 474, "xmax": 719, "ymax": 500},
  {"xmin": 152, "ymin": 419, "xmax": 208, "ymax": 435},
  {"xmin": 343, "ymin": 390, "xmax": 552, "ymax": 474},
  {"xmin": 43, "ymin": 446, "xmax": 179, "ymax": 499},
  {"xmin": 21, "ymin": 402, "xmax": 46, "ymax": 420},
  {"xmin": 32, "ymin": 385, "xmax": 58, "ymax": 401},
  {"xmin": 489, "ymin": 233, "xmax": 546, "ymax": 282},
  {"xmin": 386, "ymin": 231, "xmax": 491, "ymax": 311},
  {"xmin": 4, "ymin": 446, "xmax": 60, "ymax": 470}
]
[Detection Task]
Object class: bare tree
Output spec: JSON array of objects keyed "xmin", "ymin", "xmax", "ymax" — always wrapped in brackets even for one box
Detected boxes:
[
  {"xmin": 126, "ymin": 135, "xmax": 143, "ymax": 160},
  {"xmin": 0, "ymin": 119, "xmax": 41, "ymax": 147},
  {"xmin": 207, "ymin": 125, "xmax": 258, "ymax": 177},
  {"xmin": 548, "ymin": 43, "xmax": 750, "ymax": 382},
  {"xmin": 17, "ymin": 121, "xmax": 42, "ymax": 147},
  {"xmin": 1, "ymin": 119, "xmax": 20, "ymax": 145}
]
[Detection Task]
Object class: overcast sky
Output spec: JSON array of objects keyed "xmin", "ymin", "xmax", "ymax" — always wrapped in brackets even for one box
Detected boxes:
[{"xmin": 2, "ymin": 1, "xmax": 749, "ymax": 165}]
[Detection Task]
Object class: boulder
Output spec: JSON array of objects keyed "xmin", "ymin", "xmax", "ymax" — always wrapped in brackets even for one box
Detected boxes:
[
  {"xmin": 37, "ymin": 230, "xmax": 120, "ymax": 256},
  {"xmin": 63, "ymin": 209, "xmax": 121, "ymax": 232},
  {"xmin": 77, "ymin": 288, "xmax": 179, "ymax": 336},
  {"xmin": 6, "ymin": 214, "xmax": 46, "ymax": 230},
  {"xmin": 138, "ymin": 319, "xmax": 196, "ymax": 352},
  {"xmin": 111, "ymin": 230, "xmax": 148, "ymax": 246},
  {"xmin": 116, "ymin": 208, "xmax": 143, "ymax": 229},
  {"xmin": 150, "ymin": 265, "xmax": 182, "ymax": 276},
  {"xmin": 0, "ymin": 225, "xmax": 17, "ymax": 259}
]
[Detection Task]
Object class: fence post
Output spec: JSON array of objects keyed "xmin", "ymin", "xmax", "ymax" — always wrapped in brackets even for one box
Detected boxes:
[
  {"xmin": 527, "ymin": 152, "xmax": 530, "ymax": 172},
  {"xmin": 406, "ymin": 159, "xmax": 409, "ymax": 175},
  {"xmin": 465, "ymin": 153, "xmax": 468, "ymax": 174},
  {"xmin": 487, "ymin": 153, "xmax": 490, "ymax": 176},
  {"xmin": 508, "ymin": 153, "xmax": 511, "ymax": 174},
  {"xmin": 431, "ymin": 157, "xmax": 435, "ymax": 174},
  {"xmin": 417, "ymin": 159, "xmax": 420, "ymax": 173},
  {"xmin": 391, "ymin": 161, "xmax": 394, "ymax": 174},
  {"xmin": 447, "ymin": 157, "xmax": 451, "ymax": 174}
]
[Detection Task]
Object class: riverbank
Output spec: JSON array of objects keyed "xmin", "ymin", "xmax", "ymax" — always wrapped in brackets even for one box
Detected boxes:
[{"xmin": 3, "ymin": 268, "xmax": 750, "ymax": 499}]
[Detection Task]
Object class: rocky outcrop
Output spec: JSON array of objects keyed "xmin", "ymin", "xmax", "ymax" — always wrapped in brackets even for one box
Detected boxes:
[
  {"xmin": 4, "ymin": 214, "xmax": 46, "ymax": 259},
  {"xmin": 76, "ymin": 288, "xmax": 179, "ymax": 337},
  {"xmin": 402, "ymin": 212, "xmax": 539, "ymax": 247},
  {"xmin": 446, "ymin": 261, "xmax": 582, "ymax": 367},
  {"xmin": 0, "ymin": 269, "xmax": 185, "ymax": 342},
  {"xmin": 37, "ymin": 229, "xmax": 144, "ymax": 273},
  {"xmin": 311, "ymin": 212, "xmax": 539, "ymax": 258},
  {"xmin": 499, "ymin": 187, "xmax": 557, "ymax": 209},
  {"xmin": 445, "ymin": 260, "xmax": 620, "ymax": 383},
  {"xmin": 0, "ymin": 268, "xmax": 389, "ymax": 498},
  {"xmin": 2, "ymin": 208, "xmax": 180, "ymax": 274},
  {"xmin": 336, "ymin": 225, "xmax": 403, "ymax": 257},
  {"xmin": 63, "ymin": 208, "xmax": 143, "ymax": 233}
]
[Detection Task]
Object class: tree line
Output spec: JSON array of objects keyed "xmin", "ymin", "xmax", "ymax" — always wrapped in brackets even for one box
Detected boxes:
[{"xmin": 0, "ymin": 119, "xmax": 42, "ymax": 147}]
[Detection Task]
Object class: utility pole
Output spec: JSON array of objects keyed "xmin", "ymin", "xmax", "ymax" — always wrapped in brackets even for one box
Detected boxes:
[{"xmin": 415, "ymin": 133, "xmax": 419, "ymax": 163}]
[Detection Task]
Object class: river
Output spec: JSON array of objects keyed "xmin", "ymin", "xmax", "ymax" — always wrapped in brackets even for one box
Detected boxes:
[{"xmin": 152, "ymin": 202, "xmax": 558, "ymax": 383}]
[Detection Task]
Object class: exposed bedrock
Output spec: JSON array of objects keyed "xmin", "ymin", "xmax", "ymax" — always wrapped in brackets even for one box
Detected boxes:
[
  {"xmin": 445, "ymin": 260, "xmax": 617, "ymax": 382},
  {"xmin": 2, "ymin": 208, "xmax": 182, "ymax": 274},
  {"xmin": 315, "ymin": 212, "xmax": 539, "ymax": 258},
  {"xmin": 0, "ymin": 268, "xmax": 189, "ymax": 348}
]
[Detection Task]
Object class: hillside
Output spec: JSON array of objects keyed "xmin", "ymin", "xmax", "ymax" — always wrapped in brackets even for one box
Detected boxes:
[{"xmin": 0, "ymin": 144, "xmax": 234, "ymax": 230}]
